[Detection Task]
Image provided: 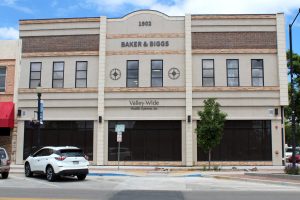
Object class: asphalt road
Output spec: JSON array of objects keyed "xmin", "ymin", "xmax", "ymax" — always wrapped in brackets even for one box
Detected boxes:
[{"xmin": 0, "ymin": 173, "xmax": 300, "ymax": 200}]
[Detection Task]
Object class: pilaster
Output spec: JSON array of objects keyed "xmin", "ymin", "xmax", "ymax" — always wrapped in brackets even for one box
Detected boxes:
[
  {"xmin": 96, "ymin": 16, "xmax": 106, "ymax": 165},
  {"xmin": 185, "ymin": 14, "xmax": 193, "ymax": 166}
]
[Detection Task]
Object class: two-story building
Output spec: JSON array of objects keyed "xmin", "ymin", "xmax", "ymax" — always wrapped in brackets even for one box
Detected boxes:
[
  {"xmin": 0, "ymin": 40, "xmax": 21, "ymax": 158},
  {"xmin": 14, "ymin": 10, "xmax": 288, "ymax": 166}
]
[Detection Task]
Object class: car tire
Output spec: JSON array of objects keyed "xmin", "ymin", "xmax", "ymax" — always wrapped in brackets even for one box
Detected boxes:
[
  {"xmin": 77, "ymin": 174, "xmax": 87, "ymax": 181},
  {"xmin": 46, "ymin": 166, "xmax": 56, "ymax": 182},
  {"xmin": 1, "ymin": 172, "xmax": 9, "ymax": 179},
  {"xmin": 24, "ymin": 163, "xmax": 33, "ymax": 177}
]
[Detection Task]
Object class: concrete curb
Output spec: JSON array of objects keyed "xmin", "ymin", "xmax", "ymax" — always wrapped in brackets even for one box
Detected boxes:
[
  {"xmin": 245, "ymin": 172, "xmax": 300, "ymax": 180},
  {"xmin": 213, "ymin": 175, "xmax": 300, "ymax": 187}
]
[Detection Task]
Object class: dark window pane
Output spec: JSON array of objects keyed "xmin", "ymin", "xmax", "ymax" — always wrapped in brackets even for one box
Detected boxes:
[
  {"xmin": 202, "ymin": 60, "xmax": 213, "ymax": 69},
  {"xmin": 227, "ymin": 60, "xmax": 238, "ymax": 69},
  {"xmin": 0, "ymin": 128, "xmax": 10, "ymax": 136},
  {"xmin": 53, "ymin": 80, "xmax": 63, "ymax": 88},
  {"xmin": 252, "ymin": 68, "xmax": 263, "ymax": 77},
  {"xmin": 76, "ymin": 79, "xmax": 86, "ymax": 88},
  {"xmin": 0, "ymin": 76, "xmax": 5, "ymax": 90},
  {"xmin": 152, "ymin": 78, "xmax": 162, "ymax": 87},
  {"xmin": 127, "ymin": 61, "xmax": 138, "ymax": 70},
  {"xmin": 228, "ymin": 78, "xmax": 239, "ymax": 86},
  {"xmin": 53, "ymin": 71, "xmax": 63, "ymax": 79},
  {"xmin": 197, "ymin": 120, "xmax": 272, "ymax": 161},
  {"xmin": 127, "ymin": 70, "xmax": 138, "ymax": 78},
  {"xmin": 31, "ymin": 63, "xmax": 41, "ymax": 71},
  {"xmin": 76, "ymin": 62, "xmax": 87, "ymax": 70},
  {"xmin": 54, "ymin": 62, "xmax": 64, "ymax": 71},
  {"xmin": 152, "ymin": 60, "xmax": 163, "ymax": 70},
  {"xmin": 30, "ymin": 80, "xmax": 40, "ymax": 88},
  {"xmin": 0, "ymin": 68, "xmax": 6, "ymax": 74},
  {"xmin": 203, "ymin": 69, "xmax": 214, "ymax": 77},
  {"xmin": 23, "ymin": 121, "xmax": 93, "ymax": 160},
  {"xmin": 252, "ymin": 60, "xmax": 263, "ymax": 68},
  {"xmin": 227, "ymin": 69, "xmax": 238, "ymax": 77},
  {"xmin": 127, "ymin": 79, "xmax": 138, "ymax": 87},
  {"xmin": 252, "ymin": 78, "xmax": 263, "ymax": 86},
  {"xmin": 108, "ymin": 121, "xmax": 181, "ymax": 161},
  {"xmin": 203, "ymin": 78, "xmax": 214, "ymax": 86},
  {"xmin": 76, "ymin": 71, "xmax": 87, "ymax": 79},
  {"xmin": 152, "ymin": 70, "xmax": 162, "ymax": 78}
]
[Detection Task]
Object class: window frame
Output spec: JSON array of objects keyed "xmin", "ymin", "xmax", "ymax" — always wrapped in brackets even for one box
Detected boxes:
[
  {"xmin": 0, "ymin": 66, "xmax": 6, "ymax": 92},
  {"xmin": 251, "ymin": 59, "xmax": 264, "ymax": 87},
  {"xmin": 151, "ymin": 60, "xmax": 163, "ymax": 87},
  {"xmin": 202, "ymin": 59, "xmax": 215, "ymax": 87},
  {"xmin": 29, "ymin": 62, "xmax": 42, "ymax": 88},
  {"xmin": 75, "ymin": 61, "xmax": 88, "ymax": 88},
  {"xmin": 126, "ymin": 60, "xmax": 139, "ymax": 88},
  {"xmin": 226, "ymin": 59, "xmax": 240, "ymax": 87},
  {"xmin": 52, "ymin": 61, "xmax": 65, "ymax": 88}
]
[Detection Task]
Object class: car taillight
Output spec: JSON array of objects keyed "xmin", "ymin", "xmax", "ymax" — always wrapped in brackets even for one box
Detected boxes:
[
  {"xmin": 55, "ymin": 156, "xmax": 66, "ymax": 161},
  {"xmin": 7, "ymin": 160, "xmax": 11, "ymax": 165},
  {"xmin": 84, "ymin": 155, "xmax": 89, "ymax": 161}
]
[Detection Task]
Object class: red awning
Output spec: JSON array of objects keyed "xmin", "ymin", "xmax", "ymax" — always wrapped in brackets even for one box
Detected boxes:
[{"xmin": 0, "ymin": 102, "xmax": 14, "ymax": 128}]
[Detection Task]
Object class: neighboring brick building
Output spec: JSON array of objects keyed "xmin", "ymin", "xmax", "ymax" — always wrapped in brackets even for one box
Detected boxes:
[{"xmin": 0, "ymin": 40, "xmax": 21, "ymax": 159}]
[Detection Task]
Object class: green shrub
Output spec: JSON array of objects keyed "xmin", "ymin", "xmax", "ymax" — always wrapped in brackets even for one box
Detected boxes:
[
  {"xmin": 202, "ymin": 165, "xmax": 207, "ymax": 171},
  {"xmin": 284, "ymin": 164, "xmax": 300, "ymax": 175},
  {"xmin": 213, "ymin": 165, "xmax": 220, "ymax": 171}
]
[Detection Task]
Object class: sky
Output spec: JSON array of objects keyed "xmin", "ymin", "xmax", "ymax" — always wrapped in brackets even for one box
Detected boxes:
[{"xmin": 0, "ymin": 0, "xmax": 300, "ymax": 54}]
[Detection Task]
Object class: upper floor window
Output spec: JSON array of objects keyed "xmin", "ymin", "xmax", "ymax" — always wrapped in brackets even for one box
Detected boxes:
[
  {"xmin": 202, "ymin": 59, "xmax": 214, "ymax": 87},
  {"xmin": 0, "ymin": 67, "xmax": 6, "ymax": 92},
  {"xmin": 30, "ymin": 62, "xmax": 42, "ymax": 88},
  {"xmin": 52, "ymin": 62, "xmax": 64, "ymax": 88},
  {"xmin": 226, "ymin": 59, "xmax": 239, "ymax": 87},
  {"xmin": 151, "ymin": 60, "xmax": 163, "ymax": 87},
  {"xmin": 75, "ymin": 61, "xmax": 87, "ymax": 88},
  {"xmin": 251, "ymin": 59, "xmax": 264, "ymax": 86},
  {"xmin": 127, "ymin": 60, "xmax": 139, "ymax": 87}
]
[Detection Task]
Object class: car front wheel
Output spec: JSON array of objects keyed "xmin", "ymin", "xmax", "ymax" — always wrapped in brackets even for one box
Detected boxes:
[
  {"xmin": 46, "ymin": 166, "xmax": 56, "ymax": 182},
  {"xmin": 77, "ymin": 174, "xmax": 87, "ymax": 181},
  {"xmin": 25, "ymin": 163, "xmax": 33, "ymax": 177},
  {"xmin": 1, "ymin": 172, "xmax": 9, "ymax": 179}
]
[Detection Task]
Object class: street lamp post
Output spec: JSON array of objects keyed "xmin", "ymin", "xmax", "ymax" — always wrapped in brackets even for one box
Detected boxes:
[
  {"xmin": 36, "ymin": 85, "xmax": 42, "ymax": 148},
  {"xmin": 289, "ymin": 8, "xmax": 300, "ymax": 168}
]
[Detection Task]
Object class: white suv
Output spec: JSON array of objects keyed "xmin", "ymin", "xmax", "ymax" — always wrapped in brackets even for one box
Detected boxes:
[{"xmin": 24, "ymin": 146, "xmax": 89, "ymax": 181}]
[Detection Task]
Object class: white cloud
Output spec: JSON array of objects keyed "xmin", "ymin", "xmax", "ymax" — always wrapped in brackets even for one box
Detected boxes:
[
  {"xmin": 82, "ymin": 0, "xmax": 300, "ymax": 15},
  {"xmin": 0, "ymin": 27, "xmax": 19, "ymax": 40},
  {"xmin": 150, "ymin": 0, "xmax": 300, "ymax": 15},
  {"xmin": 0, "ymin": 0, "xmax": 33, "ymax": 14}
]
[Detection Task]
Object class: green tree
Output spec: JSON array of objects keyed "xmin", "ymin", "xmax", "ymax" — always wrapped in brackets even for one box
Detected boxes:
[
  {"xmin": 285, "ymin": 51, "xmax": 300, "ymax": 146},
  {"xmin": 195, "ymin": 98, "xmax": 227, "ymax": 169}
]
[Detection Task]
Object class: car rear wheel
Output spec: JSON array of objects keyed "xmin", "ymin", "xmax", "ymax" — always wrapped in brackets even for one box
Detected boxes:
[
  {"xmin": 77, "ymin": 174, "xmax": 87, "ymax": 181},
  {"xmin": 25, "ymin": 163, "xmax": 33, "ymax": 177},
  {"xmin": 46, "ymin": 166, "xmax": 56, "ymax": 182},
  {"xmin": 1, "ymin": 172, "xmax": 9, "ymax": 179}
]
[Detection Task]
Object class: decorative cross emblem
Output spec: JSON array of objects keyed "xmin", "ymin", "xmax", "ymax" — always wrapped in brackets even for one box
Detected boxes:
[
  {"xmin": 168, "ymin": 68, "xmax": 180, "ymax": 80},
  {"xmin": 110, "ymin": 68, "xmax": 121, "ymax": 80}
]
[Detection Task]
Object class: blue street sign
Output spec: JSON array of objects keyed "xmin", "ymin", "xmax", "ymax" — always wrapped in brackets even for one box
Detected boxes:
[{"xmin": 40, "ymin": 100, "xmax": 44, "ymax": 124}]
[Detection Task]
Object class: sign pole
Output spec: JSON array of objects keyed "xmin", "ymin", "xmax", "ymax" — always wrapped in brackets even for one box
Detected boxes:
[
  {"xmin": 115, "ymin": 124, "xmax": 125, "ymax": 171},
  {"xmin": 117, "ymin": 139, "xmax": 121, "ymax": 171}
]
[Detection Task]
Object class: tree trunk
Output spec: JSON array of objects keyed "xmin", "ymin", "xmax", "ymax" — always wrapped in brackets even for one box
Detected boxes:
[{"xmin": 208, "ymin": 149, "xmax": 211, "ymax": 170}]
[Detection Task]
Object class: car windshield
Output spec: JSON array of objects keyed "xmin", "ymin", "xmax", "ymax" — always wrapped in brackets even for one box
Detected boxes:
[
  {"xmin": 58, "ymin": 149, "xmax": 84, "ymax": 157},
  {"xmin": 0, "ymin": 149, "xmax": 6, "ymax": 159}
]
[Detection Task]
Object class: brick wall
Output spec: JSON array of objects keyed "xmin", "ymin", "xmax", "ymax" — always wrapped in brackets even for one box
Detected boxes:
[
  {"xmin": 22, "ymin": 35, "xmax": 100, "ymax": 53},
  {"xmin": 192, "ymin": 32, "xmax": 277, "ymax": 49},
  {"xmin": 0, "ymin": 60, "xmax": 15, "ymax": 158},
  {"xmin": 0, "ymin": 60, "xmax": 15, "ymax": 102}
]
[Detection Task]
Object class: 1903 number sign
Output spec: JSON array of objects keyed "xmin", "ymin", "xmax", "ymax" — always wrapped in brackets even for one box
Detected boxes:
[{"xmin": 139, "ymin": 21, "xmax": 151, "ymax": 26}]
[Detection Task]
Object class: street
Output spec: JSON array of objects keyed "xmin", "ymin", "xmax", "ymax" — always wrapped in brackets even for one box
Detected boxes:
[{"xmin": 0, "ymin": 173, "xmax": 300, "ymax": 199}]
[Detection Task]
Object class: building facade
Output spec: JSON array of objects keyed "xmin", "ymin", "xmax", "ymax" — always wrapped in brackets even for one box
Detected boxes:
[
  {"xmin": 0, "ymin": 40, "xmax": 21, "ymax": 158},
  {"xmin": 15, "ymin": 10, "xmax": 288, "ymax": 166}
]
